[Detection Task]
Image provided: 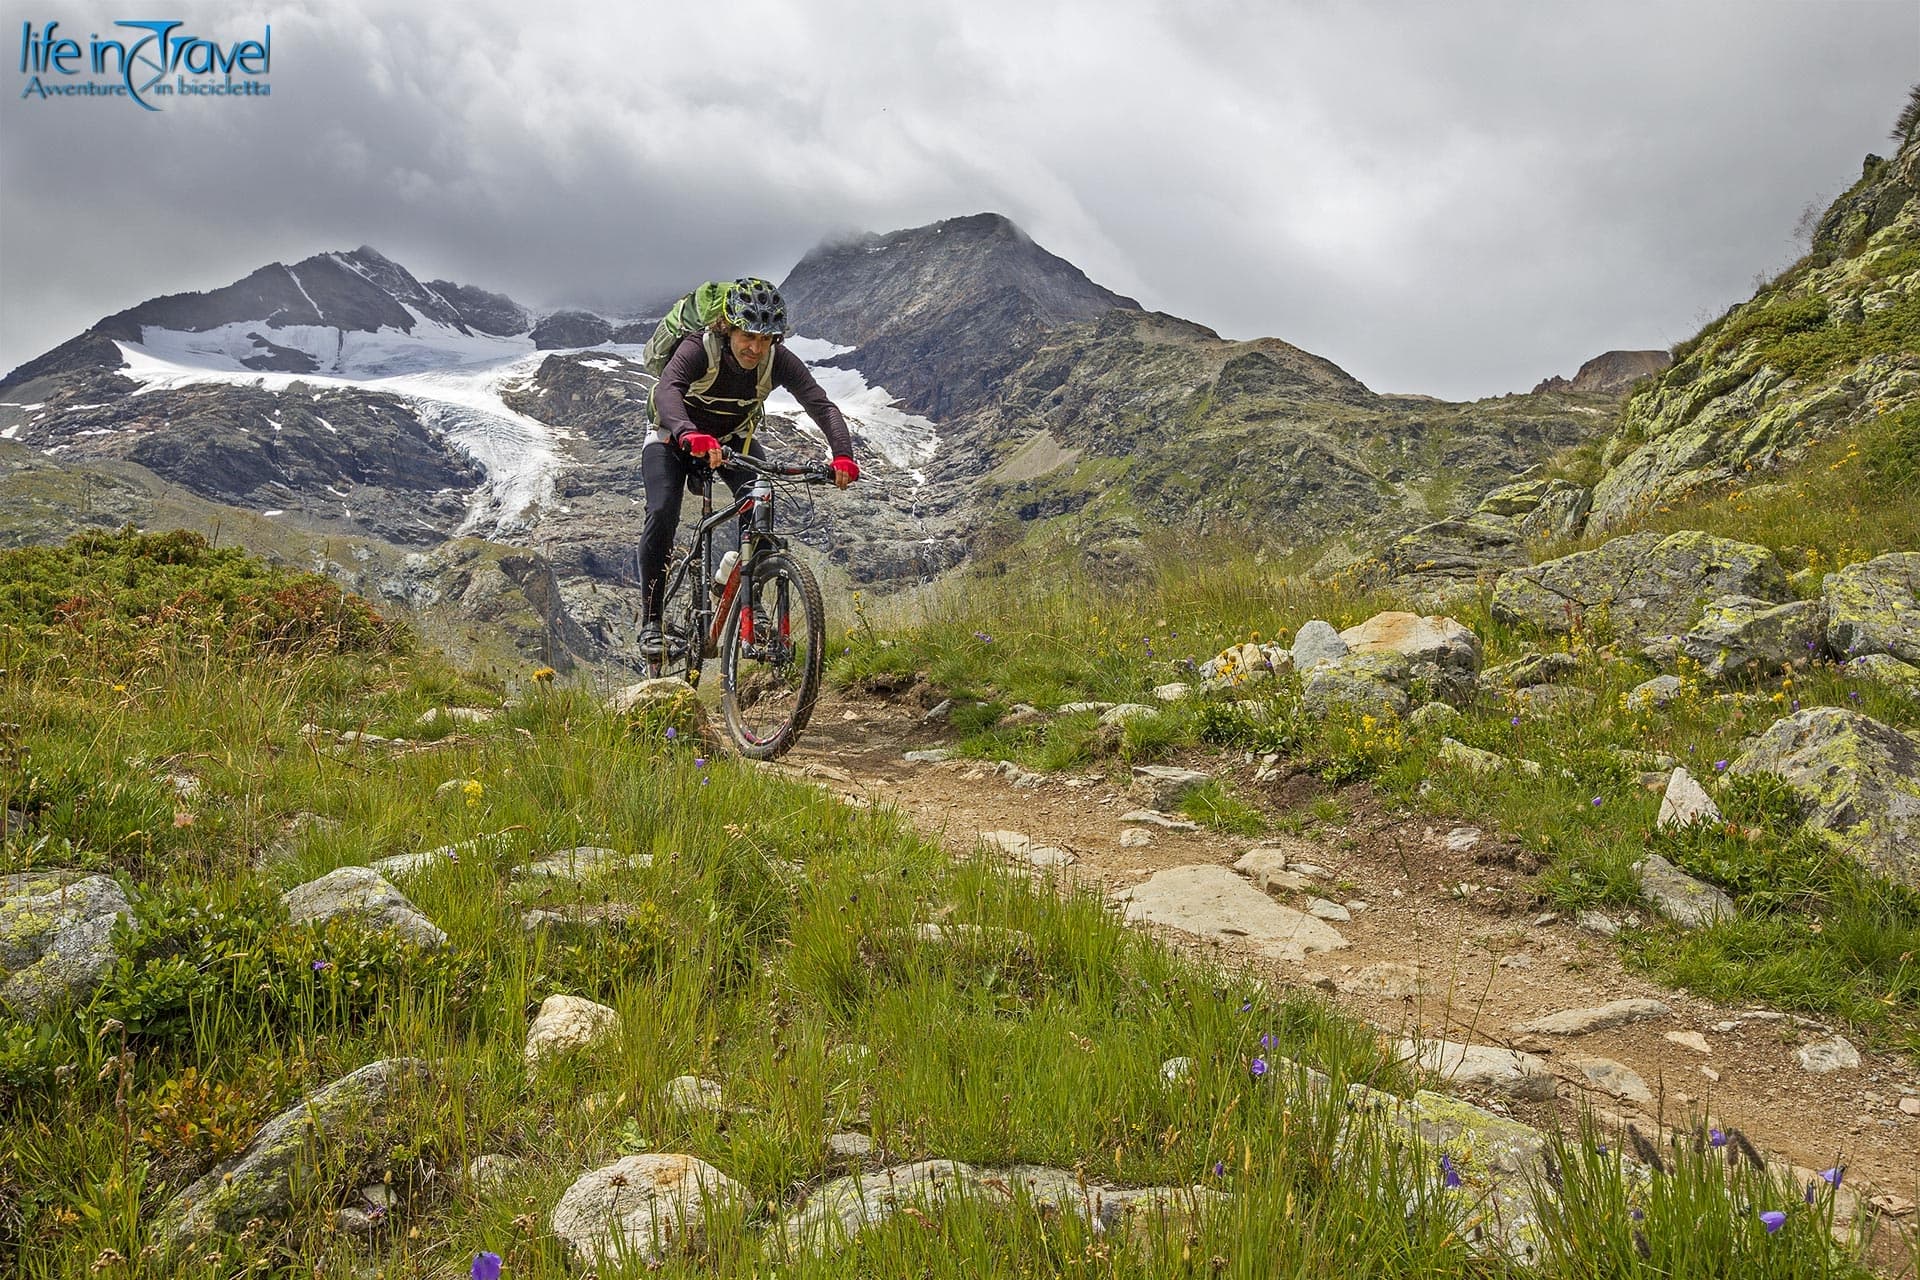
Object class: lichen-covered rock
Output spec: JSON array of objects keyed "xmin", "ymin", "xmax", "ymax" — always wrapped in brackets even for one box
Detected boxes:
[
  {"xmin": 1729, "ymin": 707, "xmax": 1920, "ymax": 887},
  {"xmin": 1477, "ymin": 476, "xmax": 1593, "ymax": 542},
  {"xmin": 1480, "ymin": 651, "xmax": 1578, "ymax": 690},
  {"xmin": 281, "ymin": 866, "xmax": 445, "ymax": 947},
  {"xmin": 1635, "ymin": 852, "xmax": 1735, "ymax": 927},
  {"xmin": 1842, "ymin": 652, "xmax": 1920, "ymax": 694},
  {"xmin": 1656, "ymin": 768, "xmax": 1723, "ymax": 831},
  {"xmin": 1344, "ymin": 1086, "xmax": 1553, "ymax": 1264},
  {"xmin": 1491, "ymin": 531, "xmax": 1789, "ymax": 651},
  {"xmin": 1200, "ymin": 641, "xmax": 1291, "ymax": 686},
  {"xmin": 1506, "ymin": 684, "xmax": 1597, "ymax": 718},
  {"xmin": 550, "ymin": 1153, "xmax": 744, "ymax": 1268},
  {"xmin": 524, "ymin": 994, "xmax": 621, "ymax": 1067},
  {"xmin": 1824, "ymin": 552, "xmax": 1920, "ymax": 665},
  {"xmin": 1130, "ymin": 765, "xmax": 1212, "ymax": 809},
  {"xmin": 1301, "ymin": 651, "xmax": 1411, "ymax": 720},
  {"xmin": 1338, "ymin": 611, "xmax": 1482, "ymax": 705},
  {"xmin": 0, "ymin": 871, "xmax": 131, "ymax": 1017},
  {"xmin": 1679, "ymin": 595, "xmax": 1826, "ymax": 682},
  {"xmin": 773, "ymin": 1159, "xmax": 1222, "ymax": 1258},
  {"xmin": 1408, "ymin": 701, "xmax": 1462, "ymax": 733},
  {"xmin": 157, "ymin": 1058, "xmax": 432, "ymax": 1245},
  {"xmin": 607, "ymin": 676, "xmax": 718, "ymax": 745},
  {"xmin": 1436, "ymin": 738, "xmax": 1543, "ymax": 778}
]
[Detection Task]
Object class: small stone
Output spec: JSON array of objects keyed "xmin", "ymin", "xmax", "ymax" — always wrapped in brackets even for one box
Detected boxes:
[
  {"xmin": 1305, "ymin": 897, "xmax": 1352, "ymax": 923},
  {"xmin": 550, "ymin": 1154, "xmax": 743, "ymax": 1268},
  {"xmin": 1398, "ymin": 1038, "xmax": 1557, "ymax": 1100},
  {"xmin": 1118, "ymin": 810, "xmax": 1201, "ymax": 832},
  {"xmin": 281, "ymin": 866, "xmax": 445, "ymax": 948},
  {"xmin": 1575, "ymin": 910, "xmax": 1619, "ymax": 937},
  {"xmin": 1656, "ymin": 767, "xmax": 1723, "ymax": 831},
  {"xmin": 1795, "ymin": 1036, "xmax": 1862, "ymax": 1074},
  {"xmin": 525, "ymin": 995, "xmax": 621, "ymax": 1067},
  {"xmin": 1497, "ymin": 954, "xmax": 1534, "ymax": 970},
  {"xmin": 663, "ymin": 1075, "xmax": 726, "ymax": 1112},
  {"xmin": 1098, "ymin": 703, "xmax": 1159, "ymax": 727},
  {"xmin": 1151, "ymin": 682, "xmax": 1191, "ymax": 702},
  {"xmin": 1897, "ymin": 1097, "xmax": 1920, "ymax": 1117},
  {"xmin": 1444, "ymin": 826, "xmax": 1483, "ymax": 853},
  {"xmin": 464, "ymin": 1154, "xmax": 524, "ymax": 1194},
  {"xmin": 1119, "ymin": 828, "xmax": 1152, "ymax": 848},
  {"xmin": 1664, "ymin": 1031, "xmax": 1712, "ymax": 1055},
  {"xmin": 824, "ymin": 1132, "xmax": 875, "ymax": 1160},
  {"xmin": 1635, "ymin": 852, "xmax": 1735, "ymax": 929},
  {"xmin": 1532, "ymin": 912, "xmax": 1559, "ymax": 927},
  {"xmin": 1699, "ymin": 1066, "xmax": 1720, "ymax": 1082},
  {"xmin": 1338, "ymin": 962, "xmax": 1430, "ymax": 999},
  {"xmin": 1130, "ymin": 764, "xmax": 1212, "ymax": 809},
  {"xmin": 904, "ymin": 748, "xmax": 953, "ymax": 763},
  {"xmin": 1345, "ymin": 899, "xmax": 1368, "ymax": 914},
  {"xmin": 922, "ymin": 699, "xmax": 953, "ymax": 723},
  {"xmin": 1159, "ymin": 1056, "xmax": 1193, "ymax": 1085}
]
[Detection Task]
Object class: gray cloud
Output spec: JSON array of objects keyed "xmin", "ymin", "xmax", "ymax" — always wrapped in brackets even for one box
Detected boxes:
[{"xmin": 1, "ymin": 0, "xmax": 1913, "ymax": 399}]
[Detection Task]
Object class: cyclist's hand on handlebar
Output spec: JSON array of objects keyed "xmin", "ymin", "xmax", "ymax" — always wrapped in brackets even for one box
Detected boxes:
[
  {"xmin": 683, "ymin": 432, "xmax": 723, "ymax": 468},
  {"xmin": 831, "ymin": 456, "xmax": 859, "ymax": 489}
]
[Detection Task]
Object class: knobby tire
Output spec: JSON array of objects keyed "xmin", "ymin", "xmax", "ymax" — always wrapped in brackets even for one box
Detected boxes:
[{"xmin": 718, "ymin": 550, "xmax": 824, "ymax": 759}]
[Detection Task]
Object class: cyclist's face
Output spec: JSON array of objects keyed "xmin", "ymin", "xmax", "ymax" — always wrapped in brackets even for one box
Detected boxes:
[{"xmin": 729, "ymin": 327, "xmax": 775, "ymax": 368}]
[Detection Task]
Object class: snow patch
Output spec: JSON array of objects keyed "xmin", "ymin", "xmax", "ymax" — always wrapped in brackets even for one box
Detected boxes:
[{"xmin": 768, "ymin": 333, "xmax": 938, "ymax": 482}]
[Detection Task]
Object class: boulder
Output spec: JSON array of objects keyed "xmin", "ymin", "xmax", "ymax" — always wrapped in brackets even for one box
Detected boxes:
[
  {"xmin": 1824, "ymin": 552, "xmax": 1920, "ymax": 665},
  {"xmin": 0, "ymin": 871, "xmax": 131, "ymax": 1017},
  {"xmin": 1795, "ymin": 1036, "xmax": 1862, "ymax": 1073},
  {"xmin": 1678, "ymin": 596, "xmax": 1826, "ymax": 682},
  {"xmin": 1338, "ymin": 611, "xmax": 1482, "ymax": 705},
  {"xmin": 158, "ymin": 1058, "xmax": 432, "ymax": 1244},
  {"xmin": 1301, "ymin": 652, "xmax": 1411, "ymax": 720},
  {"xmin": 1513, "ymin": 998, "xmax": 1669, "ymax": 1036},
  {"xmin": 1491, "ymin": 531, "xmax": 1789, "ymax": 651},
  {"xmin": 1437, "ymin": 738, "xmax": 1543, "ymax": 778},
  {"xmin": 1408, "ymin": 701, "xmax": 1462, "ymax": 733},
  {"xmin": 1635, "ymin": 853, "xmax": 1735, "ymax": 928},
  {"xmin": 280, "ymin": 866, "xmax": 445, "ymax": 947},
  {"xmin": 550, "ymin": 1153, "xmax": 744, "ymax": 1268},
  {"xmin": 1200, "ymin": 641, "xmax": 1292, "ymax": 686},
  {"xmin": 1478, "ymin": 476, "xmax": 1593, "ymax": 541},
  {"xmin": 1289, "ymin": 620, "xmax": 1349, "ymax": 672},
  {"xmin": 663, "ymin": 1075, "xmax": 726, "ymax": 1113},
  {"xmin": 1117, "ymin": 865, "xmax": 1347, "ymax": 962},
  {"xmin": 1728, "ymin": 707, "xmax": 1920, "ymax": 887},
  {"xmin": 607, "ymin": 676, "xmax": 717, "ymax": 744},
  {"xmin": 524, "ymin": 994, "xmax": 621, "ymax": 1068}
]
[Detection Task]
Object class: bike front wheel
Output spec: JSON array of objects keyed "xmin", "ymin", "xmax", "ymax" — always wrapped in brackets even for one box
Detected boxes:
[{"xmin": 718, "ymin": 550, "xmax": 825, "ymax": 759}]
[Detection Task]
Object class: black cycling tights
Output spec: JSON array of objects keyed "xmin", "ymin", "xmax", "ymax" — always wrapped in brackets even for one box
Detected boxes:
[{"xmin": 638, "ymin": 437, "xmax": 764, "ymax": 622}]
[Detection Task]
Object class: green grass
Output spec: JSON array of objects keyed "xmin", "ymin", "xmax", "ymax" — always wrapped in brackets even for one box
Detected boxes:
[{"xmin": 0, "ymin": 533, "xmax": 1891, "ymax": 1276}]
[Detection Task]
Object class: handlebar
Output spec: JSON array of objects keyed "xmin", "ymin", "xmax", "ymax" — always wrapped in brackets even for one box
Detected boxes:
[{"xmin": 715, "ymin": 446, "xmax": 836, "ymax": 484}]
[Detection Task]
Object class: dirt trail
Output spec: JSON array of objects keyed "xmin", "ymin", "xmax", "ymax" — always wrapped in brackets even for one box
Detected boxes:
[{"xmin": 777, "ymin": 689, "xmax": 1920, "ymax": 1228}]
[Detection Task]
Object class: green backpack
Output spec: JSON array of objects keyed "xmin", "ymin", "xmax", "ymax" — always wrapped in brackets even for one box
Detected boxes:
[
  {"xmin": 642, "ymin": 281, "xmax": 777, "ymax": 431},
  {"xmin": 641, "ymin": 281, "xmax": 732, "ymax": 378}
]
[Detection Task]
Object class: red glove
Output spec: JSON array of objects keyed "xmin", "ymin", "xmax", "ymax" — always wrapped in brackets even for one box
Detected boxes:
[
  {"xmin": 683, "ymin": 432, "xmax": 720, "ymax": 456},
  {"xmin": 831, "ymin": 457, "xmax": 860, "ymax": 484}
]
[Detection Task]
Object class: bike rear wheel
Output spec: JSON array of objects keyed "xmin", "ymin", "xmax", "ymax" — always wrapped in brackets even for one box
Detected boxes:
[
  {"xmin": 718, "ymin": 550, "xmax": 824, "ymax": 759},
  {"xmin": 648, "ymin": 572, "xmax": 705, "ymax": 686}
]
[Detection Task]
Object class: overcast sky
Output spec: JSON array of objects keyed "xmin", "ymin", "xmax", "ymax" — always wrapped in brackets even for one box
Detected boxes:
[{"xmin": 1, "ymin": 1, "xmax": 1914, "ymax": 400}]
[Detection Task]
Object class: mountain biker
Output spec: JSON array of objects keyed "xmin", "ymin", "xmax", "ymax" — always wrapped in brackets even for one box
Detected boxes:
[{"xmin": 638, "ymin": 277, "xmax": 859, "ymax": 661}]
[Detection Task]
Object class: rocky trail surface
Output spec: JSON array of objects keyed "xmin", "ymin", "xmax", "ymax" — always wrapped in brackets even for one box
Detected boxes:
[{"xmin": 776, "ymin": 689, "xmax": 1920, "ymax": 1238}]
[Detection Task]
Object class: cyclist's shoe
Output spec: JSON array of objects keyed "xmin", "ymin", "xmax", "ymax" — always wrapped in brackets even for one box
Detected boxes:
[{"xmin": 638, "ymin": 621, "xmax": 665, "ymax": 662}]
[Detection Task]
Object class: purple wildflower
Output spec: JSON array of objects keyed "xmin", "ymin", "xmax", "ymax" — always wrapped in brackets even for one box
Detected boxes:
[
  {"xmin": 665, "ymin": 726, "xmax": 677, "ymax": 740},
  {"xmin": 1441, "ymin": 1153, "xmax": 1461, "ymax": 1189},
  {"xmin": 1819, "ymin": 1166, "xmax": 1844, "ymax": 1189},
  {"xmin": 1239, "ymin": 999, "xmax": 1253, "ymax": 1013},
  {"xmin": 311, "ymin": 959, "xmax": 331, "ymax": 973},
  {"xmin": 1791, "ymin": 699, "xmax": 1800, "ymax": 711},
  {"xmin": 973, "ymin": 631, "xmax": 993, "ymax": 644},
  {"xmin": 1259, "ymin": 1032, "xmax": 1276, "ymax": 1050},
  {"xmin": 1714, "ymin": 759, "xmax": 1728, "ymax": 771},
  {"xmin": 1212, "ymin": 1160, "xmax": 1226, "ymax": 1177},
  {"xmin": 1250, "ymin": 1057, "xmax": 1269, "ymax": 1078},
  {"xmin": 693, "ymin": 756, "xmax": 707, "ymax": 768},
  {"xmin": 472, "ymin": 1253, "xmax": 503, "ymax": 1280},
  {"xmin": 1591, "ymin": 796, "xmax": 1603, "ymax": 807},
  {"xmin": 1709, "ymin": 1128, "xmax": 1727, "ymax": 1148},
  {"xmin": 701, "ymin": 777, "xmax": 710, "ymax": 786},
  {"xmin": 1510, "ymin": 716, "xmax": 1520, "ymax": 726},
  {"xmin": 1630, "ymin": 1207, "xmax": 1645, "ymax": 1221},
  {"xmin": 1759, "ymin": 1210, "xmax": 1786, "ymax": 1234},
  {"xmin": 1849, "ymin": 690, "xmax": 1860, "ymax": 701}
]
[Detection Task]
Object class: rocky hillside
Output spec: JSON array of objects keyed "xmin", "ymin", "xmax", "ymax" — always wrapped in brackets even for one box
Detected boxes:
[
  {"xmin": 779, "ymin": 212, "xmax": 1140, "ymax": 420},
  {"xmin": 1590, "ymin": 121, "xmax": 1920, "ymax": 528},
  {"xmin": 1531, "ymin": 349, "xmax": 1672, "ymax": 396}
]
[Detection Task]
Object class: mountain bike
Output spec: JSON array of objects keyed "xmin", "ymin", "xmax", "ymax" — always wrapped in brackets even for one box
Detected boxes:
[{"xmin": 646, "ymin": 447, "xmax": 833, "ymax": 760}]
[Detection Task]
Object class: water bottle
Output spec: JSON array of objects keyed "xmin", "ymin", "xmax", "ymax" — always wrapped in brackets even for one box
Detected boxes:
[{"xmin": 713, "ymin": 549, "xmax": 739, "ymax": 589}]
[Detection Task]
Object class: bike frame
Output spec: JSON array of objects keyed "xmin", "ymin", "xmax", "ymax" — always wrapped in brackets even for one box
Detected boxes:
[{"xmin": 654, "ymin": 450, "xmax": 817, "ymax": 681}]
